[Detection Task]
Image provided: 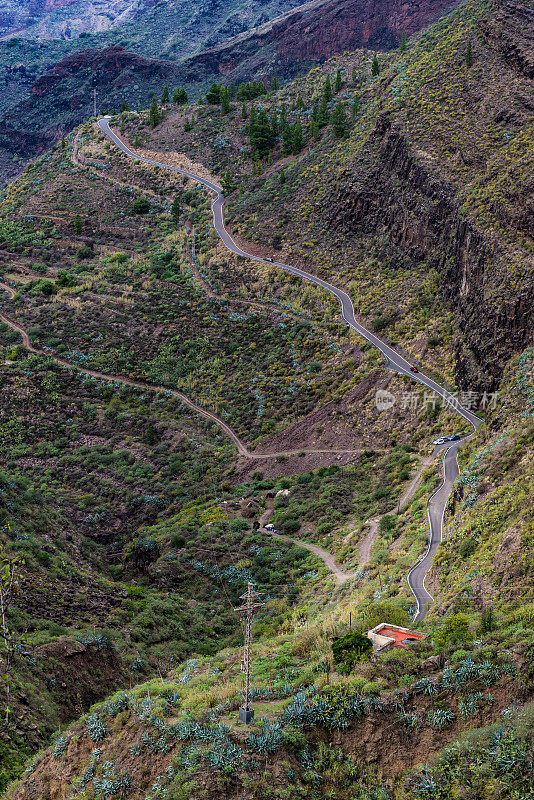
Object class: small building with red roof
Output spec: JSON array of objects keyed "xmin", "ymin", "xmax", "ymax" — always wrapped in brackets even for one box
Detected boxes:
[{"xmin": 367, "ymin": 623, "xmax": 425, "ymax": 654}]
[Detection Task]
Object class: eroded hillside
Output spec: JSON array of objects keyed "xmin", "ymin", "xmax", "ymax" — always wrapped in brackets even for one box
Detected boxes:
[{"xmin": 0, "ymin": 0, "xmax": 532, "ymax": 795}]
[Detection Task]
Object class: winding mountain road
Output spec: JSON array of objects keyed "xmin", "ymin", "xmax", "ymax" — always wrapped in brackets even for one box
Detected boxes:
[
  {"xmin": 5, "ymin": 119, "xmax": 483, "ymax": 619},
  {"xmin": 98, "ymin": 118, "xmax": 483, "ymax": 619}
]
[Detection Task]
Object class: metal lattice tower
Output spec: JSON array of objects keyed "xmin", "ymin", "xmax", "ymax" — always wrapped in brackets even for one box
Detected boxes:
[{"xmin": 235, "ymin": 582, "xmax": 263, "ymax": 723}]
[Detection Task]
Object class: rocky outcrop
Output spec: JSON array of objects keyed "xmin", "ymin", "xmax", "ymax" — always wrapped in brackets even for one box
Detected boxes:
[
  {"xmin": 0, "ymin": 0, "xmax": 149, "ymax": 38},
  {"xmin": 479, "ymin": 0, "xmax": 534, "ymax": 78},
  {"xmin": 184, "ymin": 0, "xmax": 462, "ymax": 81},
  {"xmin": 0, "ymin": 46, "xmax": 185, "ymax": 181},
  {"xmin": 328, "ymin": 117, "xmax": 533, "ymax": 391},
  {"xmin": 29, "ymin": 45, "xmax": 178, "ymax": 97}
]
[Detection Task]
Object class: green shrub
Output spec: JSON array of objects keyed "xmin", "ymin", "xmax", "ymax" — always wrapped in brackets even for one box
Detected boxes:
[
  {"xmin": 283, "ymin": 726, "xmax": 307, "ymax": 749},
  {"xmin": 332, "ymin": 631, "xmax": 373, "ymax": 671},
  {"xmin": 459, "ymin": 537, "xmax": 477, "ymax": 558},
  {"xmin": 131, "ymin": 198, "xmax": 151, "ymax": 214},
  {"xmin": 434, "ymin": 613, "xmax": 474, "ymax": 652}
]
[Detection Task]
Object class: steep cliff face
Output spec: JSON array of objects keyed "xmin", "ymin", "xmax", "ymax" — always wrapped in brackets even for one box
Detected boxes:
[
  {"xmin": 0, "ymin": 46, "xmax": 184, "ymax": 181},
  {"xmin": 478, "ymin": 0, "xmax": 534, "ymax": 78},
  {"xmin": 0, "ymin": 0, "xmax": 148, "ymax": 38},
  {"xmin": 185, "ymin": 0, "xmax": 462, "ymax": 80},
  {"xmin": 330, "ymin": 117, "xmax": 533, "ymax": 390}
]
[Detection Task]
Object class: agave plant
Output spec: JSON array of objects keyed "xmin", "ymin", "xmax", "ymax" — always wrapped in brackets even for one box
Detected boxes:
[
  {"xmin": 458, "ymin": 692, "xmax": 484, "ymax": 717},
  {"xmin": 248, "ymin": 721, "xmax": 285, "ymax": 754},
  {"xmin": 86, "ymin": 714, "xmax": 107, "ymax": 743},
  {"xmin": 412, "ymin": 677, "xmax": 438, "ymax": 696},
  {"xmin": 53, "ymin": 736, "xmax": 68, "ymax": 758},
  {"xmin": 103, "ymin": 693, "xmax": 129, "ymax": 717},
  {"xmin": 397, "ymin": 711, "xmax": 418, "ymax": 729},
  {"xmin": 428, "ymin": 708, "xmax": 455, "ymax": 729}
]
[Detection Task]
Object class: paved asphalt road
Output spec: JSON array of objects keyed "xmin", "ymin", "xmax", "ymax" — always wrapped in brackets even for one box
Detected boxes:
[{"xmin": 98, "ymin": 118, "xmax": 482, "ymax": 619}]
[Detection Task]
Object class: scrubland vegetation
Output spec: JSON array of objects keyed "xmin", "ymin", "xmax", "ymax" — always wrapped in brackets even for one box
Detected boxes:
[{"xmin": 0, "ymin": 0, "xmax": 532, "ymax": 795}]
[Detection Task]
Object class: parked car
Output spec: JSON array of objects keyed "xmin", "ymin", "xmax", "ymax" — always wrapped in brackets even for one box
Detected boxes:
[{"xmin": 432, "ymin": 437, "xmax": 447, "ymax": 445}]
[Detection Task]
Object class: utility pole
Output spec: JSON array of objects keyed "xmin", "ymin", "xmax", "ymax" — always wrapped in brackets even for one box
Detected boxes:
[{"xmin": 235, "ymin": 582, "xmax": 263, "ymax": 724}]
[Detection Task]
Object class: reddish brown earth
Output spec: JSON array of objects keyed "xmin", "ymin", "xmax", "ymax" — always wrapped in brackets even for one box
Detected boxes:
[
  {"xmin": 0, "ymin": 0, "xmax": 464, "ymax": 180},
  {"xmin": 185, "ymin": 0, "xmax": 462, "ymax": 78}
]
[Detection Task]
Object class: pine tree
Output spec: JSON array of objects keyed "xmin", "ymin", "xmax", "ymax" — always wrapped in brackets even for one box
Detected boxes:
[
  {"xmin": 173, "ymin": 87, "xmax": 188, "ymax": 104},
  {"xmin": 331, "ymin": 102, "xmax": 347, "ymax": 138},
  {"xmin": 292, "ymin": 121, "xmax": 303, "ymax": 155},
  {"xmin": 74, "ymin": 214, "xmax": 82, "ymax": 234},
  {"xmin": 270, "ymin": 110, "xmax": 278, "ymax": 136},
  {"xmin": 323, "ymin": 75, "xmax": 333, "ymax": 102},
  {"xmin": 296, "ymin": 94, "xmax": 305, "ymax": 111},
  {"xmin": 242, "ymin": 102, "xmax": 248, "ymax": 120},
  {"xmin": 145, "ymin": 422, "xmax": 157, "ymax": 445},
  {"xmin": 279, "ymin": 167, "xmax": 286, "ymax": 184},
  {"xmin": 280, "ymin": 103, "xmax": 288, "ymax": 128},
  {"xmin": 351, "ymin": 96, "xmax": 359, "ymax": 119},
  {"xmin": 465, "ymin": 40, "xmax": 474, "ymax": 67},
  {"xmin": 270, "ymin": 72, "xmax": 279, "ymax": 91},
  {"xmin": 221, "ymin": 168, "xmax": 237, "ymax": 194},
  {"xmin": 149, "ymin": 95, "xmax": 160, "ymax": 128},
  {"xmin": 206, "ymin": 82, "xmax": 221, "ymax": 104},
  {"xmin": 399, "ymin": 32, "xmax": 407, "ymax": 54},
  {"xmin": 120, "ymin": 101, "xmax": 130, "ymax": 113},
  {"xmin": 134, "ymin": 135, "xmax": 141, "ymax": 147},
  {"xmin": 220, "ymin": 86, "xmax": 230, "ymax": 115},
  {"xmin": 282, "ymin": 125, "xmax": 293, "ymax": 156},
  {"xmin": 371, "ymin": 53, "xmax": 380, "ymax": 77},
  {"xmin": 249, "ymin": 109, "xmax": 275, "ymax": 156},
  {"xmin": 318, "ymin": 94, "xmax": 329, "ymax": 127},
  {"xmin": 171, "ymin": 195, "xmax": 181, "ymax": 225},
  {"xmin": 335, "ymin": 68, "xmax": 342, "ymax": 92},
  {"xmin": 161, "ymin": 84, "xmax": 169, "ymax": 104}
]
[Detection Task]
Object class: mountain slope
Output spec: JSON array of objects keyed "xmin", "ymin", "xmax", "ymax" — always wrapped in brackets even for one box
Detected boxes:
[
  {"xmin": 0, "ymin": 0, "xmax": 532, "ymax": 795},
  {"xmin": 0, "ymin": 0, "xmax": 464, "ymax": 183}
]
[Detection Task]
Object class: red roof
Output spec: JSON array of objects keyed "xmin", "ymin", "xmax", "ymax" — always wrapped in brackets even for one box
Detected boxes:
[{"xmin": 379, "ymin": 626, "xmax": 424, "ymax": 646}]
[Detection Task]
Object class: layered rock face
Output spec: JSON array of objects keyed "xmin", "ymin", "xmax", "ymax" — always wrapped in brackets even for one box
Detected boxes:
[
  {"xmin": 0, "ymin": 0, "xmax": 147, "ymax": 38},
  {"xmin": 479, "ymin": 0, "xmax": 534, "ymax": 78},
  {"xmin": 185, "ymin": 0, "xmax": 462, "ymax": 79},
  {"xmin": 329, "ymin": 122, "xmax": 532, "ymax": 392}
]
